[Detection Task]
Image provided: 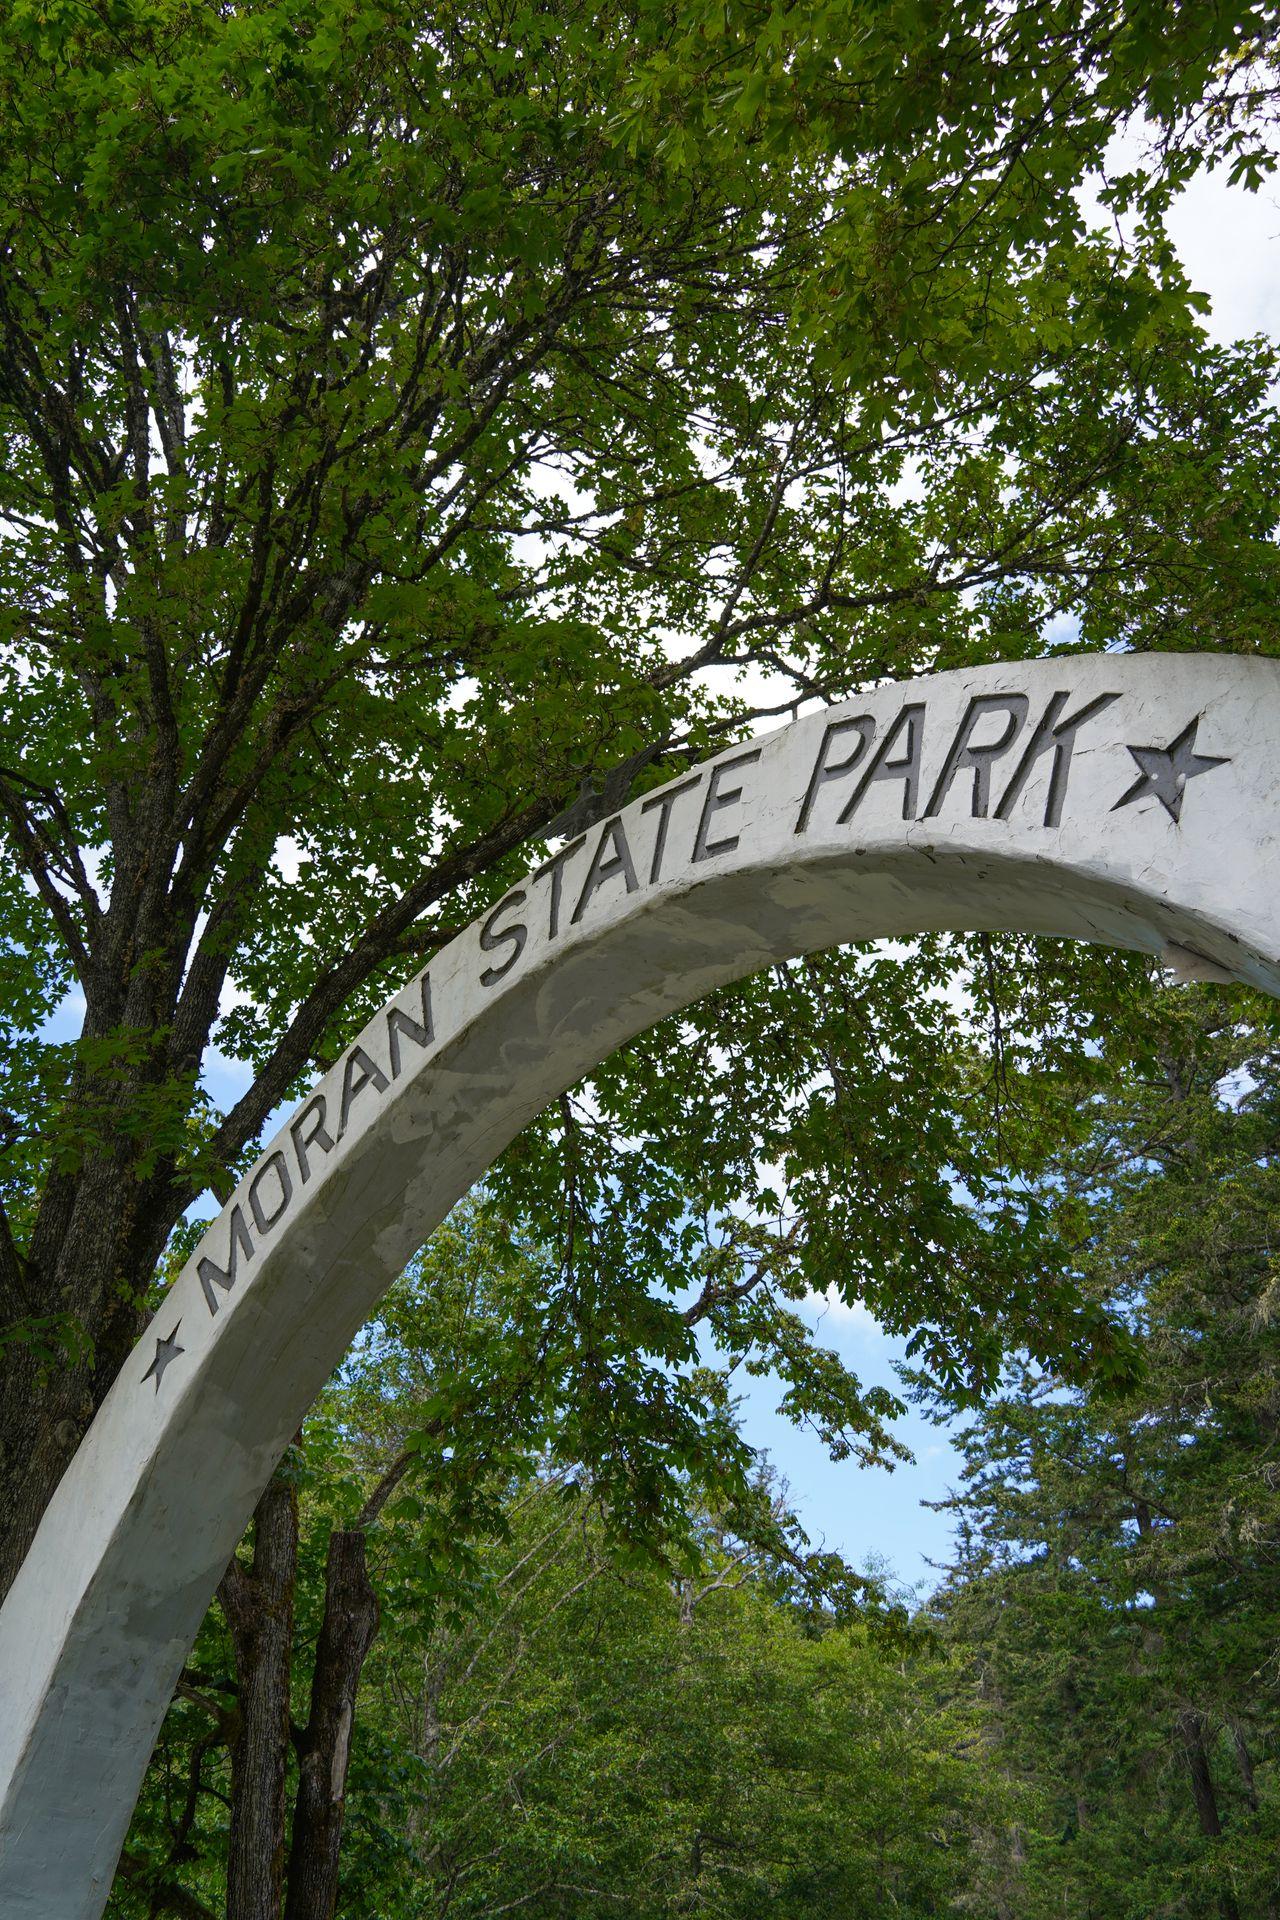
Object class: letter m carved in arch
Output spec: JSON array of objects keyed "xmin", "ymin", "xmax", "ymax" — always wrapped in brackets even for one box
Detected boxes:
[{"xmin": 197, "ymin": 1206, "xmax": 254, "ymax": 1316}]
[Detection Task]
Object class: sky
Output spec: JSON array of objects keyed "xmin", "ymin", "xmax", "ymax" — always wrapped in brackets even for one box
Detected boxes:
[{"xmin": 731, "ymin": 1300, "xmax": 964, "ymax": 1601}]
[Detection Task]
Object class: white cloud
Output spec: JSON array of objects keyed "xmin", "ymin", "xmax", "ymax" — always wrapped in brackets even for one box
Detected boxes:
[
  {"xmin": 1164, "ymin": 168, "xmax": 1280, "ymax": 346},
  {"xmin": 804, "ymin": 1287, "xmax": 890, "ymax": 1346}
]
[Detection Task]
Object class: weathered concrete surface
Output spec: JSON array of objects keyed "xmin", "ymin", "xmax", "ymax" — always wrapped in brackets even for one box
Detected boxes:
[{"xmin": 1, "ymin": 653, "xmax": 1278, "ymax": 1916}]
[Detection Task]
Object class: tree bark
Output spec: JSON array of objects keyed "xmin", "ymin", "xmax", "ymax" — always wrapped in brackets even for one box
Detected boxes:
[
  {"xmin": 220, "ymin": 1470, "xmax": 300, "ymax": 1920},
  {"xmin": 283, "ymin": 1529, "xmax": 380, "ymax": 1920}
]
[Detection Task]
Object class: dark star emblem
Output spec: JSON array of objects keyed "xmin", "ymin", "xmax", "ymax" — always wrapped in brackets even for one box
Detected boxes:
[
  {"xmin": 142, "ymin": 1323, "xmax": 185, "ymax": 1394},
  {"xmin": 1112, "ymin": 717, "xmax": 1229, "ymax": 824}
]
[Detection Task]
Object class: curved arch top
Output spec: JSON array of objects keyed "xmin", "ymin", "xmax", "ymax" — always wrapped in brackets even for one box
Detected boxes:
[{"xmin": 2, "ymin": 652, "xmax": 1279, "ymax": 1915}]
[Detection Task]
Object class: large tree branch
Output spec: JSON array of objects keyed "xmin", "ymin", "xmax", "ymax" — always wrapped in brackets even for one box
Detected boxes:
[
  {"xmin": 200, "ymin": 792, "xmax": 565, "ymax": 1177},
  {"xmin": 0, "ymin": 774, "xmax": 98, "ymax": 983}
]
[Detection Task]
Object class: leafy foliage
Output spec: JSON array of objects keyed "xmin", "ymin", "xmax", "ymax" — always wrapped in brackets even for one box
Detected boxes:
[{"xmin": 107, "ymin": 1208, "xmax": 1004, "ymax": 1918}]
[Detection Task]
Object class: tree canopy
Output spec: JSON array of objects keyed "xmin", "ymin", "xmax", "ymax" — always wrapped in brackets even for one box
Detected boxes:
[{"xmin": 5, "ymin": 0, "xmax": 1280, "ymax": 1586}]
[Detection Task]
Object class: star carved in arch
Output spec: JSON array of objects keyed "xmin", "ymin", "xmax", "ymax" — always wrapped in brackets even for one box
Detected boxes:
[
  {"xmin": 1111, "ymin": 717, "xmax": 1229, "ymax": 824},
  {"xmin": 142, "ymin": 1324, "xmax": 185, "ymax": 1394}
]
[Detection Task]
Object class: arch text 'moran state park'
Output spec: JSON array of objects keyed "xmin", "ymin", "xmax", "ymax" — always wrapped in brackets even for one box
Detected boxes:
[{"xmin": 2, "ymin": 651, "xmax": 1278, "ymax": 1919}]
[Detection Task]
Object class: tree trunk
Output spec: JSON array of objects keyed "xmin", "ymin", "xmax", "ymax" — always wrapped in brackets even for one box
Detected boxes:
[
  {"xmin": 220, "ymin": 1470, "xmax": 300, "ymax": 1920},
  {"xmin": 1229, "ymin": 1721, "xmax": 1279, "ymax": 1920},
  {"xmin": 283, "ymin": 1529, "xmax": 380, "ymax": 1920},
  {"xmin": 0, "ymin": 1339, "xmax": 97, "ymax": 1602},
  {"xmin": 1178, "ymin": 1708, "xmax": 1225, "ymax": 1839},
  {"xmin": 1175, "ymin": 1708, "xmax": 1239, "ymax": 1920},
  {"xmin": 0, "ymin": 1130, "xmax": 184, "ymax": 1601}
]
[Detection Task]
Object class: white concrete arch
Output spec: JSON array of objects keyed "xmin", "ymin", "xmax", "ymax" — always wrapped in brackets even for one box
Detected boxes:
[{"xmin": 1, "ymin": 652, "xmax": 1278, "ymax": 1917}]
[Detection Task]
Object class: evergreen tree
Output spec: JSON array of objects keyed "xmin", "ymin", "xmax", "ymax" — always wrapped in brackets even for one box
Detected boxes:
[{"xmin": 934, "ymin": 990, "xmax": 1280, "ymax": 1920}]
